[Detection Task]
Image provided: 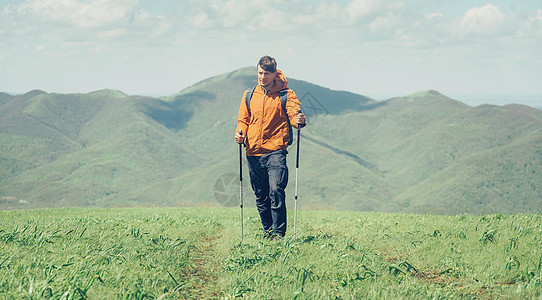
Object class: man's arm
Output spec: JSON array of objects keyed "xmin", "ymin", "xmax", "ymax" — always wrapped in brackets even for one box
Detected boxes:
[
  {"xmin": 235, "ymin": 90, "xmax": 250, "ymax": 143},
  {"xmin": 285, "ymin": 90, "xmax": 306, "ymax": 128}
]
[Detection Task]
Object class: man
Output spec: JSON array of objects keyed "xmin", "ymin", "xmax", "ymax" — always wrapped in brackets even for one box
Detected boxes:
[{"xmin": 235, "ymin": 56, "xmax": 306, "ymax": 239}]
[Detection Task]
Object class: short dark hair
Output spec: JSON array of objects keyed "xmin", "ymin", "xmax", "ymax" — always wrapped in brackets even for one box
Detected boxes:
[{"xmin": 258, "ymin": 56, "xmax": 277, "ymax": 73}]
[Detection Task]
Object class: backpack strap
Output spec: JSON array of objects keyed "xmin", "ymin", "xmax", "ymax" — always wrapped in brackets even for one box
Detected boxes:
[
  {"xmin": 245, "ymin": 86, "xmax": 256, "ymax": 116},
  {"xmin": 245, "ymin": 87, "xmax": 294, "ymax": 145},
  {"xmin": 279, "ymin": 89, "xmax": 294, "ymax": 146}
]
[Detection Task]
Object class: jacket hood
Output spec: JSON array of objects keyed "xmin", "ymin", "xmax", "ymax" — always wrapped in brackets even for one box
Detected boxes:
[{"xmin": 270, "ymin": 69, "xmax": 288, "ymax": 93}]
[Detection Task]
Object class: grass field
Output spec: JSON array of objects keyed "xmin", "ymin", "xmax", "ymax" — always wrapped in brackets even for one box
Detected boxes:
[{"xmin": 1, "ymin": 207, "xmax": 541, "ymax": 299}]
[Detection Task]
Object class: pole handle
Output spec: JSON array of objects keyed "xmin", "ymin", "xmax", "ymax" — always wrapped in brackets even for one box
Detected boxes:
[
  {"xmin": 297, "ymin": 109, "xmax": 305, "ymax": 130},
  {"xmin": 238, "ymin": 130, "xmax": 243, "ymax": 181},
  {"xmin": 295, "ymin": 110, "xmax": 301, "ymax": 168}
]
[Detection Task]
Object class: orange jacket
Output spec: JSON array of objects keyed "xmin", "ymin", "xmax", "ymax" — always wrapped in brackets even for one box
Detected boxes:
[{"xmin": 236, "ymin": 70, "xmax": 303, "ymax": 156}]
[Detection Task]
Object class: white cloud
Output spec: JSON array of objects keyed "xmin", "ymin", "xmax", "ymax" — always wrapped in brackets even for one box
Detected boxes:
[
  {"xmin": 458, "ymin": 4, "xmax": 509, "ymax": 37},
  {"xmin": 18, "ymin": 0, "xmax": 139, "ymax": 29},
  {"xmin": 0, "ymin": 0, "xmax": 541, "ymax": 97},
  {"xmin": 190, "ymin": 12, "xmax": 214, "ymax": 29},
  {"xmin": 184, "ymin": 0, "xmax": 291, "ymax": 32},
  {"xmin": 519, "ymin": 9, "xmax": 542, "ymax": 37},
  {"xmin": 346, "ymin": 0, "xmax": 382, "ymax": 22},
  {"xmin": 210, "ymin": 0, "xmax": 260, "ymax": 28},
  {"xmin": 369, "ymin": 12, "xmax": 402, "ymax": 34},
  {"xmin": 0, "ymin": 0, "xmax": 171, "ymax": 51},
  {"xmin": 427, "ymin": 12, "xmax": 444, "ymax": 20}
]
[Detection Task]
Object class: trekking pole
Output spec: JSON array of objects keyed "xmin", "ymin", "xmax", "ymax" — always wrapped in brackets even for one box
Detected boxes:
[
  {"xmin": 238, "ymin": 130, "xmax": 244, "ymax": 241},
  {"xmin": 294, "ymin": 110, "xmax": 302, "ymax": 238}
]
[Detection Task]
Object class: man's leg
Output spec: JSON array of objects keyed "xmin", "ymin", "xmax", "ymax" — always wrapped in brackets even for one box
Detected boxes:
[
  {"xmin": 247, "ymin": 155, "xmax": 272, "ymax": 233},
  {"xmin": 266, "ymin": 150, "xmax": 289, "ymax": 236}
]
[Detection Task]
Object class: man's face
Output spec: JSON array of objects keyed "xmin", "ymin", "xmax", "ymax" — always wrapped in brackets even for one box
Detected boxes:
[{"xmin": 258, "ymin": 65, "xmax": 276, "ymax": 89}]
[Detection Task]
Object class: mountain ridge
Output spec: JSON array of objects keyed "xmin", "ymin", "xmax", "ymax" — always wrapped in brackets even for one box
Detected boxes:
[{"xmin": 1, "ymin": 68, "xmax": 540, "ymax": 214}]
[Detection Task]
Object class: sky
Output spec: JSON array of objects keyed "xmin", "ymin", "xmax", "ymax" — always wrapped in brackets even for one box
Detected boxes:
[{"xmin": 1, "ymin": 0, "xmax": 541, "ymax": 106}]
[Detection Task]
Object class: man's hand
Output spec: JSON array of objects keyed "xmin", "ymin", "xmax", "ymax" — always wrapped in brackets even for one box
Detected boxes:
[
  {"xmin": 235, "ymin": 130, "xmax": 245, "ymax": 144},
  {"xmin": 296, "ymin": 110, "xmax": 306, "ymax": 127}
]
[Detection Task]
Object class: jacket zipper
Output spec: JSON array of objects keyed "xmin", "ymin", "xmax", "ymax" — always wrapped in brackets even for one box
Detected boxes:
[{"xmin": 259, "ymin": 89, "xmax": 268, "ymax": 151}]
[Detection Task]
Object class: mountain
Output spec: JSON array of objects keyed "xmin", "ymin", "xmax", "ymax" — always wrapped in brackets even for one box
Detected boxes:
[{"xmin": 1, "ymin": 67, "xmax": 541, "ymax": 214}]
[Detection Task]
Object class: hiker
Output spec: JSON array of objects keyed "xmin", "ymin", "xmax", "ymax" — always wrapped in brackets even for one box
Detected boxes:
[{"xmin": 235, "ymin": 56, "xmax": 306, "ymax": 239}]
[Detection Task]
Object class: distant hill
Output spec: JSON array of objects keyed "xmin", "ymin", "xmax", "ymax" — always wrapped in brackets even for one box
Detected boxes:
[{"xmin": 1, "ymin": 67, "xmax": 541, "ymax": 214}]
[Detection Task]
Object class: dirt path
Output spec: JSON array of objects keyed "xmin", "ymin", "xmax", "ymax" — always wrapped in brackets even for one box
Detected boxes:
[{"xmin": 178, "ymin": 228, "xmax": 226, "ymax": 299}]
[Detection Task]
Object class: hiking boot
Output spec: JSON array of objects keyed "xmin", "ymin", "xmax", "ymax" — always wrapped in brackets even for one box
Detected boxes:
[
  {"xmin": 263, "ymin": 230, "xmax": 273, "ymax": 239},
  {"xmin": 272, "ymin": 235, "xmax": 282, "ymax": 241},
  {"xmin": 263, "ymin": 230, "xmax": 283, "ymax": 241}
]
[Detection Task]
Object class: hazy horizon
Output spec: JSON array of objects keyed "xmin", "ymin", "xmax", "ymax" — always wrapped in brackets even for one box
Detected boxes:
[{"xmin": 2, "ymin": 87, "xmax": 540, "ymax": 108}]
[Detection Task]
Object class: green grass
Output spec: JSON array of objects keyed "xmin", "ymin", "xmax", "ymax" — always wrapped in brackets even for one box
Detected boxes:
[
  {"xmin": 1, "ymin": 207, "xmax": 541, "ymax": 299},
  {"xmin": 0, "ymin": 208, "xmax": 221, "ymax": 299}
]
